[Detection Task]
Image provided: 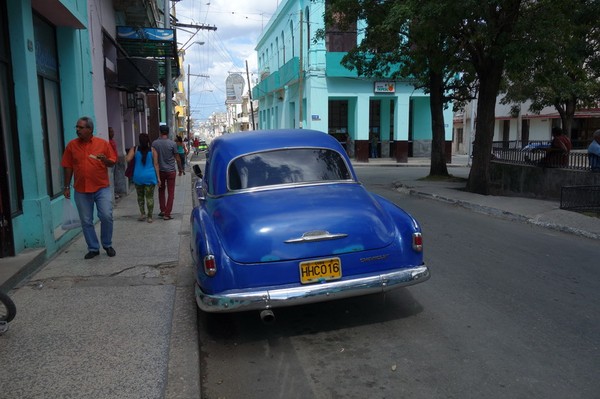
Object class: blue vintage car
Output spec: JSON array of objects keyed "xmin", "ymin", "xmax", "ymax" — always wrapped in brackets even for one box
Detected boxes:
[{"xmin": 190, "ymin": 129, "xmax": 429, "ymax": 321}]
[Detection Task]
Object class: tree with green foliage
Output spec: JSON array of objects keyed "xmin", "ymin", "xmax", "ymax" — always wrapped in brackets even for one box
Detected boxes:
[
  {"xmin": 320, "ymin": 0, "xmax": 474, "ymax": 177},
  {"xmin": 502, "ymin": 0, "xmax": 600, "ymax": 140},
  {"xmin": 320, "ymin": 0, "xmax": 528, "ymax": 195}
]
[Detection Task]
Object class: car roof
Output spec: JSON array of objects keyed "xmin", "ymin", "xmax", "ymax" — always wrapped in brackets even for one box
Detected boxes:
[
  {"xmin": 211, "ymin": 129, "xmax": 340, "ymax": 155},
  {"xmin": 206, "ymin": 129, "xmax": 354, "ymax": 195}
]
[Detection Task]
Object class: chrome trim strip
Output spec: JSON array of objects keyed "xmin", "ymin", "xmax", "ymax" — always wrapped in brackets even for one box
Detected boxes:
[
  {"xmin": 284, "ymin": 230, "xmax": 348, "ymax": 243},
  {"xmin": 195, "ymin": 265, "xmax": 430, "ymax": 313}
]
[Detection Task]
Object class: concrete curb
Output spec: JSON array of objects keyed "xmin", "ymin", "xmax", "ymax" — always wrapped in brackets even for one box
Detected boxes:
[{"xmin": 407, "ymin": 188, "xmax": 600, "ymax": 241}]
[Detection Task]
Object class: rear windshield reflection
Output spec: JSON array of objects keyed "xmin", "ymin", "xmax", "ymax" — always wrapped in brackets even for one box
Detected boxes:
[{"xmin": 228, "ymin": 148, "xmax": 351, "ymax": 190}]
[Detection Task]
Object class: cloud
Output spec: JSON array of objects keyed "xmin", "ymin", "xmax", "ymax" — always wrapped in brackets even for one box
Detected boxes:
[{"xmin": 173, "ymin": 1, "xmax": 280, "ymax": 124}]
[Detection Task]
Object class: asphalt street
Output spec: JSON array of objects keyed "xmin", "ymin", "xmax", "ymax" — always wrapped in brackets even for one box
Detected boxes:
[{"xmin": 0, "ymin": 153, "xmax": 598, "ymax": 398}]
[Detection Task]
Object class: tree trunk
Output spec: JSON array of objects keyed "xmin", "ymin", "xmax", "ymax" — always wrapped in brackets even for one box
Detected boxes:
[
  {"xmin": 466, "ymin": 65, "xmax": 504, "ymax": 195},
  {"xmin": 429, "ymin": 71, "xmax": 449, "ymax": 176},
  {"xmin": 556, "ymin": 96, "xmax": 577, "ymax": 138}
]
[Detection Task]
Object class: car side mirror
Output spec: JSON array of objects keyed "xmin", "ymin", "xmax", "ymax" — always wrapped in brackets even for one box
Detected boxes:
[{"xmin": 193, "ymin": 164, "xmax": 203, "ymax": 178}]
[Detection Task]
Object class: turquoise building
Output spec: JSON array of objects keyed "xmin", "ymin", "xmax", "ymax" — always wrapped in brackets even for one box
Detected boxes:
[
  {"xmin": 0, "ymin": 0, "xmax": 172, "ymax": 282},
  {"xmin": 0, "ymin": 0, "xmax": 94, "ymax": 267},
  {"xmin": 253, "ymin": 0, "xmax": 453, "ymax": 162}
]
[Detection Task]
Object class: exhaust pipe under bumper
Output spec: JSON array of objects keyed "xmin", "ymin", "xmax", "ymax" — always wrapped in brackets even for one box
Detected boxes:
[{"xmin": 260, "ymin": 309, "xmax": 275, "ymax": 324}]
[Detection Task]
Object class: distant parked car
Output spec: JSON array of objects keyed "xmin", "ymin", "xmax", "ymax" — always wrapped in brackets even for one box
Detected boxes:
[
  {"xmin": 491, "ymin": 141, "xmax": 551, "ymax": 162},
  {"xmin": 198, "ymin": 140, "xmax": 208, "ymax": 151},
  {"xmin": 521, "ymin": 141, "xmax": 551, "ymax": 152},
  {"xmin": 189, "ymin": 129, "xmax": 429, "ymax": 322},
  {"xmin": 521, "ymin": 141, "xmax": 551, "ymax": 164}
]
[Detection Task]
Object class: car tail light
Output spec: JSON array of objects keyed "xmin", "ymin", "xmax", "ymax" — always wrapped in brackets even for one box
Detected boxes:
[
  {"xmin": 204, "ymin": 255, "xmax": 217, "ymax": 276},
  {"xmin": 412, "ymin": 233, "xmax": 423, "ymax": 252}
]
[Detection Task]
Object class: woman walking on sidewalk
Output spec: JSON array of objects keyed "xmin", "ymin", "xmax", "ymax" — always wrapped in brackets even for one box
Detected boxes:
[
  {"xmin": 126, "ymin": 133, "xmax": 161, "ymax": 223},
  {"xmin": 176, "ymin": 135, "xmax": 188, "ymax": 173}
]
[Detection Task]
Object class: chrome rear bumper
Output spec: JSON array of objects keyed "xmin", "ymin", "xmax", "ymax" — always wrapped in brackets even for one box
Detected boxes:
[{"xmin": 195, "ymin": 265, "xmax": 430, "ymax": 313}]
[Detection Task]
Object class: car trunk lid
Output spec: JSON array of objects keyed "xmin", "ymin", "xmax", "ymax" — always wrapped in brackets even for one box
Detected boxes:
[{"xmin": 213, "ymin": 184, "xmax": 396, "ymax": 263}]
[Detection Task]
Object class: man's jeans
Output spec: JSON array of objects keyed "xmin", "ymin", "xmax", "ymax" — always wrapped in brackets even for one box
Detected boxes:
[
  {"xmin": 74, "ymin": 186, "xmax": 113, "ymax": 252},
  {"xmin": 158, "ymin": 170, "xmax": 177, "ymax": 217}
]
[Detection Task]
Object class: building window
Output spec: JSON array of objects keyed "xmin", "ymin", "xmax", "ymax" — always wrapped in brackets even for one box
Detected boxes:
[
  {"xmin": 290, "ymin": 21, "xmax": 294, "ymax": 58},
  {"xmin": 281, "ymin": 31, "xmax": 285, "ymax": 63},
  {"xmin": 34, "ymin": 14, "xmax": 65, "ymax": 198},
  {"xmin": 502, "ymin": 119, "xmax": 510, "ymax": 144},
  {"xmin": 325, "ymin": 2, "xmax": 357, "ymax": 52},
  {"xmin": 276, "ymin": 37, "xmax": 280, "ymax": 68},
  {"xmin": 521, "ymin": 119, "xmax": 530, "ymax": 143}
]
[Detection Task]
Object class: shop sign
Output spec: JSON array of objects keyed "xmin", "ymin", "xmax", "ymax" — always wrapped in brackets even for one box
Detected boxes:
[{"xmin": 374, "ymin": 81, "xmax": 395, "ymax": 93}]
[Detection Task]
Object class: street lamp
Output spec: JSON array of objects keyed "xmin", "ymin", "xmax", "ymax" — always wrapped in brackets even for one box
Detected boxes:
[{"xmin": 179, "ymin": 40, "xmax": 205, "ymax": 53}]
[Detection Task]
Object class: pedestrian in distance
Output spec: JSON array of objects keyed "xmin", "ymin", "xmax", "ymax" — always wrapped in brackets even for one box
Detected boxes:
[
  {"xmin": 61, "ymin": 116, "xmax": 117, "ymax": 259},
  {"xmin": 175, "ymin": 135, "xmax": 188, "ymax": 174},
  {"xmin": 125, "ymin": 133, "xmax": 161, "ymax": 223},
  {"xmin": 540, "ymin": 127, "xmax": 572, "ymax": 167},
  {"xmin": 193, "ymin": 137, "xmax": 200, "ymax": 155},
  {"xmin": 588, "ymin": 129, "xmax": 600, "ymax": 172},
  {"xmin": 152, "ymin": 125, "xmax": 183, "ymax": 220},
  {"xmin": 108, "ymin": 127, "xmax": 118, "ymax": 158},
  {"xmin": 369, "ymin": 131, "xmax": 379, "ymax": 158}
]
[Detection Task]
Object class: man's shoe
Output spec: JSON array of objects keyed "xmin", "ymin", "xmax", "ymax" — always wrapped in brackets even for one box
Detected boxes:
[
  {"xmin": 84, "ymin": 251, "xmax": 100, "ymax": 260},
  {"xmin": 103, "ymin": 247, "xmax": 116, "ymax": 257},
  {"xmin": 158, "ymin": 212, "xmax": 164, "ymax": 217}
]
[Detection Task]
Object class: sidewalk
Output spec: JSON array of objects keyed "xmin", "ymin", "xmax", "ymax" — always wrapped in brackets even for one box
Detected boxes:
[
  {"xmin": 0, "ymin": 171, "xmax": 200, "ymax": 399},
  {"xmin": 353, "ymin": 155, "xmax": 600, "ymax": 240},
  {"xmin": 0, "ymin": 153, "xmax": 598, "ymax": 398}
]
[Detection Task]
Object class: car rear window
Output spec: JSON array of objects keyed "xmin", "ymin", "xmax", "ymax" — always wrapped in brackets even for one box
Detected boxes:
[{"xmin": 228, "ymin": 148, "xmax": 352, "ymax": 190}]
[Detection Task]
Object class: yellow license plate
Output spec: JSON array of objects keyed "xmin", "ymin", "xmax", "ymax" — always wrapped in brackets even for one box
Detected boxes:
[{"xmin": 299, "ymin": 257, "xmax": 342, "ymax": 284}]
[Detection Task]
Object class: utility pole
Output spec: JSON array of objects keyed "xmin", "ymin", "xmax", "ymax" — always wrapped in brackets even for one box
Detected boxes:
[
  {"xmin": 245, "ymin": 60, "xmax": 255, "ymax": 130},
  {"xmin": 165, "ymin": 0, "xmax": 216, "ymax": 136},
  {"xmin": 187, "ymin": 64, "xmax": 191, "ymax": 140},
  {"xmin": 164, "ymin": 0, "xmax": 173, "ymax": 135}
]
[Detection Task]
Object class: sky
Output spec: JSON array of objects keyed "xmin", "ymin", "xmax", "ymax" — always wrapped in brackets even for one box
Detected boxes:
[{"xmin": 173, "ymin": 0, "xmax": 281, "ymax": 124}]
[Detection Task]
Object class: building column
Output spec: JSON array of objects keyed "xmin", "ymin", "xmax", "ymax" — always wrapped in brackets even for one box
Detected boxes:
[
  {"xmin": 305, "ymin": 77, "xmax": 328, "ymax": 132},
  {"xmin": 353, "ymin": 95, "xmax": 370, "ymax": 162},
  {"xmin": 394, "ymin": 95, "xmax": 410, "ymax": 162}
]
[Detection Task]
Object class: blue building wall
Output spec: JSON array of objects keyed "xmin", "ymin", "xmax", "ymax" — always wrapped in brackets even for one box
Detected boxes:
[{"xmin": 6, "ymin": 0, "xmax": 94, "ymax": 257}]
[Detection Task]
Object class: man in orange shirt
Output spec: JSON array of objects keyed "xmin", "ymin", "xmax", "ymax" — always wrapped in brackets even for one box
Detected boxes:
[{"xmin": 62, "ymin": 116, "xmax": 117, "ymax": 259}]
